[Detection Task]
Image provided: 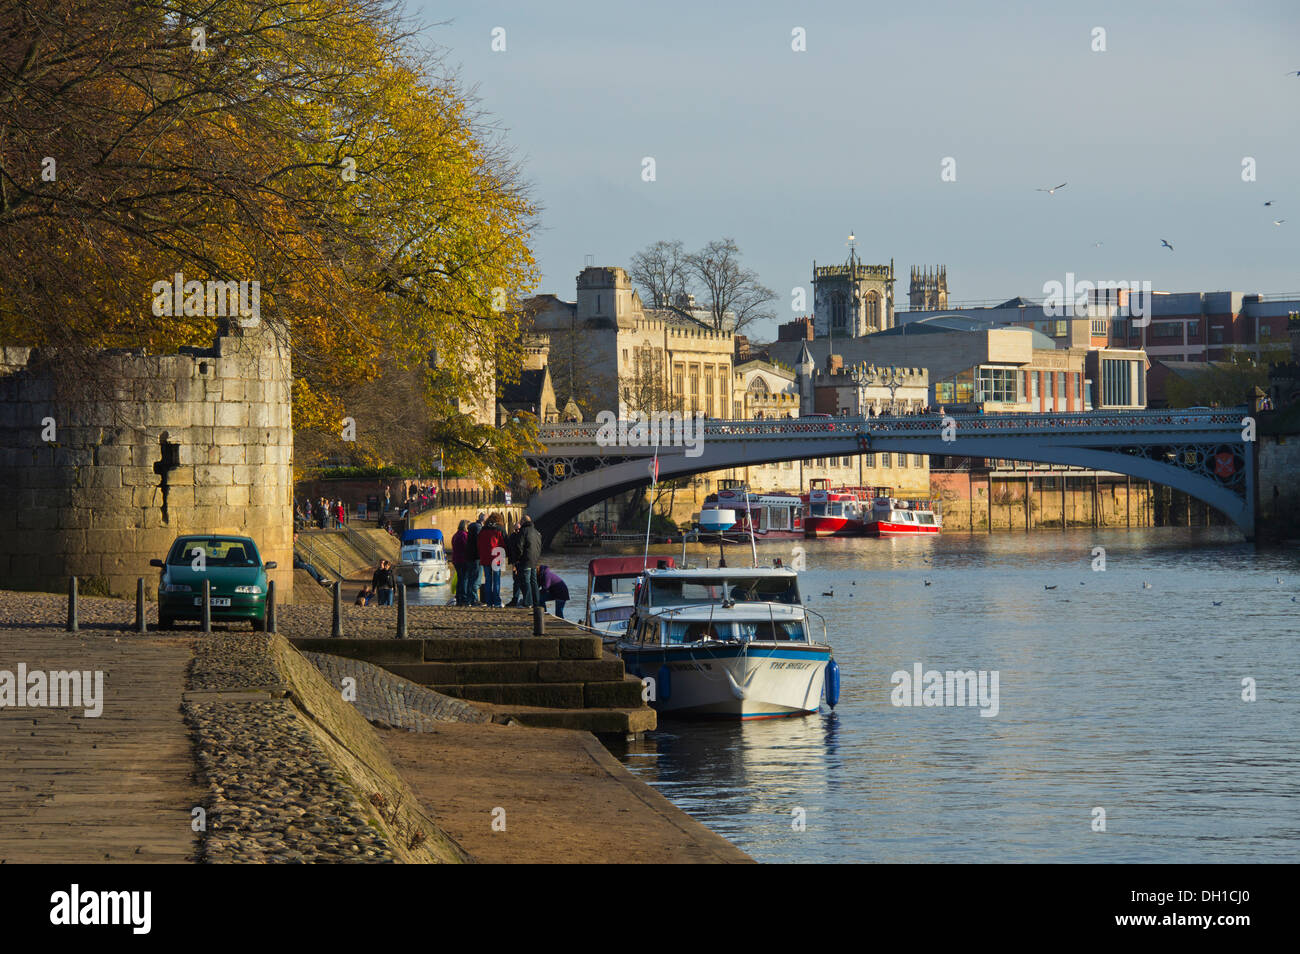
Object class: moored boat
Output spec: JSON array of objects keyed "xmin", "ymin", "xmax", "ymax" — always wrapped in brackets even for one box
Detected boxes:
[
  {"xmin": 395, "ymin": 529, "xmax": 453, "ymax": 586},
  {"xmin": 699, "ymin": 486, "xmax": 804, "ymax": 540},
  {"xmin": 802, "ymin": 479, "xmax": 877, "ymax": 537},
  {"xmin": 584, "ymin": 555, "xmax": 676, "ymax": 636},
  {"xmin": 864, "ymin": 497, "xmax": 942, "ymax": 535},
  {"xmin": 620, "ymin": 566, "xmax": 838, "ymax": 720}
]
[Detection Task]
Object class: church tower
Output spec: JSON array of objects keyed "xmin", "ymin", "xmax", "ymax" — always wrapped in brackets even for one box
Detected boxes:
[
  {"xmin": 908, "ymin": 265, "xmax": 948, "ymax": 310},
  {"xmin": 811, "ymin": 244, "xmax": 895, "ymax": 338}
]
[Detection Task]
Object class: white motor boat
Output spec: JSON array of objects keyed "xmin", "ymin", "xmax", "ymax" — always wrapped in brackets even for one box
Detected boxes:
[
  {"xmin": 620, "ymin": 566, "xmax": 840, "ymax": 720},
  {"xmin": 395, "ymin": 529, "xmax": 452, "ymax": 587},
  {"xmin": 584, "ymin": 556, "xmax": 676, "ymax": 636}
]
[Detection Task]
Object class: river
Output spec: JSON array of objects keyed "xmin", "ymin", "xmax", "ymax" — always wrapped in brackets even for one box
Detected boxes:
[{"xmin": 539, "ymin": 528, "xmax": 1299, "ymax": 863}]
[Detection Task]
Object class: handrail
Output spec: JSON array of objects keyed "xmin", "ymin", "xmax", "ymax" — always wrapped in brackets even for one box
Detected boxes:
[
  {"xmin": 342, "ymin": 524, "xmax": 386, "ymax": 569},
  {"xmin": 294, "ymin": 534, "xmax": 343, "ymax": 580}
]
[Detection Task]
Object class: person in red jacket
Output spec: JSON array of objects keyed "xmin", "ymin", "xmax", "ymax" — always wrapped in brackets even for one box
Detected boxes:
[{"xmin": 476, "ymin": 512, "xmax": 506, "ymax": 607}]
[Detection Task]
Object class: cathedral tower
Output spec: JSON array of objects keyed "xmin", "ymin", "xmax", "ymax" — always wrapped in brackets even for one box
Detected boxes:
[
  {"xmin": 908, "ymin": 265, "xmax": 948, "ymax": 310},
  {"xmin": 811, "ymin": 246, "xmax": 895, "ymax": 338}
]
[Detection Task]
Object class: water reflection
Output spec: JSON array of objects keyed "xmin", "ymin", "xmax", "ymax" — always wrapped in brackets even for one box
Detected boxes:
[{"xmin": 550, "ymin": 528, "xmax": 1300, "ymax": 862}]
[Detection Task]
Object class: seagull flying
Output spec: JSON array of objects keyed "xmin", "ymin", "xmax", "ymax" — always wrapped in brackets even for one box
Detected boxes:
[
  {"xmin": 1265, "ymin": 200, "xmax": 1274, "ymax": 206},
  {"xmin": 1093, "ymin": 241, "xmax": 1103, "ymax": 248},
  {"xmin": 1037, "ymin": 182, "xmax": 1068, "ymax": 194},
  {"xmin": 1287, "ymin": 70, "xmax": 1300, "ymax": 76},
  {"xmin": 1160, "ymin": 239, "xmax": 1174, "ymax": 251},
  {"xmin": 1143, "ymin": 581, "xmax": 1153, "ymax": 589},
  {"xmin": 1273, "ymin": 219, "xmax": 1286, "ymax": 226}
]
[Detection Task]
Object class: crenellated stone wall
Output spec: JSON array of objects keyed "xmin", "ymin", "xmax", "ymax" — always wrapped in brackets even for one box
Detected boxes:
[{"xmin": 0, "ymin": 320, "xmax": 293, "ymax": 599}]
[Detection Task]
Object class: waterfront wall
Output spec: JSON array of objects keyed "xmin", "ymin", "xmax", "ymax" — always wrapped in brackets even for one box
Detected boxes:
[
  {"xmin": 931, "ymin": 472, "xmax": 1155, "ymax": 531},
  {"xmin": 0, "ymin": 321, "xmax": 293, "ymax": 599},
  {"xmin": 1257, "ymin": 434, "xmax": 1300, "ymax": 543}
]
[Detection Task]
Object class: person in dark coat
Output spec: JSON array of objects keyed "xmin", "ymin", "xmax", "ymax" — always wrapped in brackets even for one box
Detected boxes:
[
  {"xmin": 515, "ymin": 516, "xmax": 543, "ymax": 608},
  {"xmin": 536, "ymin": 565, "xmax": 569, "ymax": 618},
  {"xmin": 505, "ymin": 523, "xmax": 525, "ymax": 606},
  {"xmin": 371, "ymin": 559, "xmax": 395, "ymax": 606},
  {"xmin": 451, "ymin": 520, "xmax": 470, "ymax": 606},
  {"xmin": 463, "ymin": 512, "xmax": 484, "ymax": 606}
]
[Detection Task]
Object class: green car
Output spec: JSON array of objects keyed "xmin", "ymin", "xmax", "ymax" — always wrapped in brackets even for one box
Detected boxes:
[{"xmin": 151, "ymin": 535, "xmax": 277, "ymax": 631}]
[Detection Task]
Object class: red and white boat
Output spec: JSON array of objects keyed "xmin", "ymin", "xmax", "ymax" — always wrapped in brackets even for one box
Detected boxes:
[
  {"xmin": 865, "ymin": 497, "xmax": 942, "ymax": 536},
  {"xmin": 802, "ymin": 480, "xmax": 877, "ymax": 537},
  {"xmin": 699, "ymin": 486, "xmax": 804, "ymax": 540}
]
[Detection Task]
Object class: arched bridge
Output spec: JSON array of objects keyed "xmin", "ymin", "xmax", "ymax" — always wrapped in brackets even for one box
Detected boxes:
[{"xmin": 525, "ymin": 409, "xmax": 1256, "ymax": 545}]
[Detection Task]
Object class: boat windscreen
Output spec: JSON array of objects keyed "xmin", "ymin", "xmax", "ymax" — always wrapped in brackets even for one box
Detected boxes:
[{"xmin": 649, "ymin": 575, "xmax": 800, "ymax": 606}]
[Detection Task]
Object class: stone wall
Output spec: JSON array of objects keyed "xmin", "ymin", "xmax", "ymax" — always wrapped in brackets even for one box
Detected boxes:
[
  {"xmin": 0, "ymin": 321, "xmax": 293, "ymax": 599},
  {"xmin": 1257, "ymin": 434, "xmax": 1300, "ymax": 544}
]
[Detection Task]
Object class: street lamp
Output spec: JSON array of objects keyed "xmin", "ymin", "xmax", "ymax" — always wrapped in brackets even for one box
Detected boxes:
[{"xmin": 855, "ymin": 363, "xmax": 907, "ymax": 415}]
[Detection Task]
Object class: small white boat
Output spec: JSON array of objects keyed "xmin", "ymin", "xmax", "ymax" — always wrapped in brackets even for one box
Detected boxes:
[
  {"xmin": 620, "ymin": 566, "xmax": 839, "ymax": 720},
  {"xmin": 584, "ymin": 556, "xmax": 676, "ymax": 636},
  {"xmin": 395, "ymin": 529, "xmax": 452, "ymax": 587}
]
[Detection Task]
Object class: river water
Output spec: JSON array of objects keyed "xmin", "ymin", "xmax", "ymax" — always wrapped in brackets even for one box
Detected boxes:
[{"xmin": 538, "ymin": 528, "xmax": 1299, "ymax": 863}]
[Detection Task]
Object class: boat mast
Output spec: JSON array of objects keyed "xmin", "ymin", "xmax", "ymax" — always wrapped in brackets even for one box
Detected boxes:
[{"xmin": 744, "ymin": 490, "xmax": 758, "ymax": 568}]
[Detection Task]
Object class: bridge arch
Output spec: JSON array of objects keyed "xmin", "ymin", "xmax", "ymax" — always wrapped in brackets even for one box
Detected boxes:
[{"xmin": 526, "ymin": 412, "xmax": 1254, "ymax": 546}]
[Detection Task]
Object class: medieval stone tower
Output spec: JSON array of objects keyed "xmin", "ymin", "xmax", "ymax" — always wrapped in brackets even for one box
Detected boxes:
[
  {"xmin": 0, "ymin": 319, "xmax": 294, "ymax": 599},
  {"xmin": 909, "ymin": 265, "xmax": 948, "ymax": 309},
  {"xmin": 812, "ymin": 247, "xmax": 895, "ymax": 338}
]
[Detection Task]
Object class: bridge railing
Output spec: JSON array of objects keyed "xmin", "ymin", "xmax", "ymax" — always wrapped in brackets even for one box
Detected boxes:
[{"xmin": 536, "ymin": 408, "xmax": 1249, "ymax": 448}]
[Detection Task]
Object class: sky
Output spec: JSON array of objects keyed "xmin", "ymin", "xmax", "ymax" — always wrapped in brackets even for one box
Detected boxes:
[{"xmin": 409, "ymin": 0, "xmax": 1300, "ymax": 340}]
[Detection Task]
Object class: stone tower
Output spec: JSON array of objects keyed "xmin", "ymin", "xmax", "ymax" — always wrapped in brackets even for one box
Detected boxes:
[
  {"xmin": 909, "ymin": 265, "xmax": 948, "ymax": 309},
  {"xmin": 0, "ymin": 319, "xmax": 294, "ymax": 599},
  {"xmin": 812, "ymin": 248, "xmax": 895, "ymax": 338}
]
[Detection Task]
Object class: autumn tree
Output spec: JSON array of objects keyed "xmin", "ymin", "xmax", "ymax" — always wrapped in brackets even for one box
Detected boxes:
[{"xmin": 0, "ymin": 0, "xmax": 539, "ymax": 485}]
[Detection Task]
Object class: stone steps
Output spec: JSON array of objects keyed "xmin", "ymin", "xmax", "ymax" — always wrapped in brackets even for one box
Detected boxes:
[{"xmin": 286, "ymin": 629, "xmax": 653, "ymax": 735}]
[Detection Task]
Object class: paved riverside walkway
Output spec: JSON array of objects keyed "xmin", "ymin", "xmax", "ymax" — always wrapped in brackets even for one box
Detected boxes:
[
  {"xmin": 0, "ymin": 623, "xmax": 201, "ymax": 863},
  {"xmin": 380, "ymin": 722, "xmax": 753, "ymax": 863},
  {"xmin": 0, "ymin": 590, "xmax": 750, "ymax": 864}
]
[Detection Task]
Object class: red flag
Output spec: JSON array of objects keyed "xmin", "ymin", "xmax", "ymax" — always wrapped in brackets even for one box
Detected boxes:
[{"xmin": 650, "ymin": 451, "xmax": 660, "ymax": 484}]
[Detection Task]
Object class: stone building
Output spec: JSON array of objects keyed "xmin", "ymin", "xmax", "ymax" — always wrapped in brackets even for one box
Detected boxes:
[
  {"xmin": 526, "ymin": 266, "xmax": 734, "ymax": 418},
  {"xmin": 812, "ymin": 247, "xmax": 896, "ymax": 338},
  {"xmin": 0, "ymin": 320, "xmax": 294, "ymax": 599}
]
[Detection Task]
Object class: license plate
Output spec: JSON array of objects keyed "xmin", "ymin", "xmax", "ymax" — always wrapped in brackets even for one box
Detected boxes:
[{"xmin": 195, "ymin": 597, "xmax": 232, "ymax": 607}]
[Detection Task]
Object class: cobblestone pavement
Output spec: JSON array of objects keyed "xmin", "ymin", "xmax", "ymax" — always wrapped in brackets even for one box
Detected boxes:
[
  {"xmin": 185, "ymin": 634, "xmax": 398, "ymax": 863},
  {"xmin": 303, "ymin": 652, "xmax": 488, "ymax": 729},
  {"xmin": 183, "ymin": 700, "xmax": 394, "ymax": 863}
]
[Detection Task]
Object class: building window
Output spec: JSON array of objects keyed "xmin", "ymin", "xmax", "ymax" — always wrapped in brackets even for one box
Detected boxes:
[
  {"xmin": 1029, "ymin": 373, "xmax": 1038, "ymax": 401},
  {"xmin": 1188, "ymin": 320, "xmax": 1199, "ymax": 338},
  {"xmin": 913, "ymin": 454, "xmax": 923, "ymax": 467},
  {"xmin": 864, "ymin": 453, "xmax": 875, "ymax": 467},
  {"xmin": 704, "ymin": 365, "xmax": 714, "ymax": 416},
  {"xmin": 899, "ymin": 454, "xmax": 909, "ymax": 468},
  {"xmin": 674, "ymin": 363, "xmax": 684, "ymax": 396},
  {"xmin": 977, "ymin": 367, "xmax": 1020, "ymax": 403},
  {"xmin": 1057, "ymin": 373, "xmax": 1066, "ymax": 399},
  {"xmin": 831, "ymin": 292, "xmax": 847, "ymax": 331},
  {"xmin": 1262, "ymin": 325, "xmax": 1272, "ymax": 338},
  {"xmin": 882, "ymin": 453, "xmax": 891, "ymax": 468},
  {"xmin": 1101, "ymin": 358, "xmax": 1133, "ymax": 406},
  {"xmin": 865, "ymin": 292, "xmax": 880, "ymax": 330}
]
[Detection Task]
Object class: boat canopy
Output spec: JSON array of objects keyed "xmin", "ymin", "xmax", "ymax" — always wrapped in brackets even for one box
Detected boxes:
[
  {"xmin": 401, "ymin": 529, "xmax": 444, "ymax": 544},
  {"xmin": 588, "ymin": 556, "xmax": 675, "ymax": 579}
]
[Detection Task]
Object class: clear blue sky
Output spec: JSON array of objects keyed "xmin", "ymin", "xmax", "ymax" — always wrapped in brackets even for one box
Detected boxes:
[{"xmin": 411, "ymin": 0, "xmax": 1299, "ymax": 340}]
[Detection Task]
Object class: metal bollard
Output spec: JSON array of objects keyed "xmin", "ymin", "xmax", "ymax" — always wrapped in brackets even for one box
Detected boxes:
[
  {"xmin": 136, "ymin": 578, "xmax": 147, "ymax": 633},
  {"xmin": 67, "ymin": 576, "xmax": 78, "ymax": 632},
  {"xmin": 396, "ymin": 583, "xmax": 407, "ymax": 639},
  {"xmin": 201, "ymin": 579, "xmax": 211, "ymax": 633},
  {"xmin": 332, "ymin": 581, "xmax": 343, "ymax": 638},
  {"xmin": 533, "ymin": 603, "xmax": 545, "ymax": 636},
  {"xmin": 266, "ymin": 579, "xmax": 277, "ymax": 634}
]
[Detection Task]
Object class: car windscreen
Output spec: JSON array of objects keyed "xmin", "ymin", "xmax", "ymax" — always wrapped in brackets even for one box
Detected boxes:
[{"xmin": 167, "ymin": 538, "xmax": 261, "ymax": 567}]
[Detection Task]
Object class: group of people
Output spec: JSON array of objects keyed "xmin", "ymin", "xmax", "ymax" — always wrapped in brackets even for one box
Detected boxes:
[
  {"xmin": 297, "ymin": 497, "xmax": 347, "ymax": 530},
  {"xmin": 449, "ymin": 512, "xmax": 569, "ymax": 616},
  {"xmin": 406, "ymin": 483, "xmax": 440, "ymax": 512}
]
